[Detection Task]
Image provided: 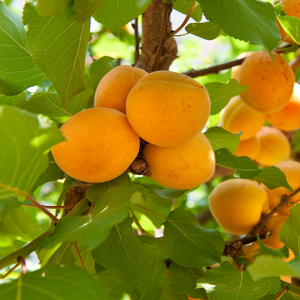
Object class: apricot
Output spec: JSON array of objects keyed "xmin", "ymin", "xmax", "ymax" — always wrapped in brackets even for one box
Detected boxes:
[
  {"xmin": 209, "ymin": 179, "xmax": 269, "ymax": 235},
  {"xmin": 126, "ymin": 71, "xmax": 210, "ymax": 147},
  {"xmin": 233, "ymin": 136, "xmax": 260, "ymax": 160},
  {"xmin": 188, "ymin": 297, "xmax": 203, "ymax": 300},
  {"xmin": 142, "ymin": 132, "xmax": 215, "ymax": 190},
  {"xmin": 231, "ymin": 52, "xmax": 253, "ymax": 80},
  {"xmin": 237, "ymin": 51, "xmax": 295, "ymax": 113},
  {"xmin": 221, "ymin": 95, "xmax": 265, "ymax": 141},
  {"xmin": 255, "ymin": 126, "xmax": 291, "ymax": 166},
  {"xmin": 262, "ymin": 160, "xmax": 300, "ymax": 215},
  {"xmin": 266, "ymin": 83, "xmax": 300, "ymax": 131},
  {"xmin": 276, "ymin": 0, "xmax": 300, "ymax": 44},
  {"xmin": 52, "ymin": 107, "xmax": 140, "ymax": 183},
  {"xmin": 94, "ymin": 65, "xmax": 147, "ymax": 114}
]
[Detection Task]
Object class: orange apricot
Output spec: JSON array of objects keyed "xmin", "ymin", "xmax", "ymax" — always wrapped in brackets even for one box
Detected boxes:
[
  {"xmin": 255, "ymin": 126, "xmax": 291, "ymax": 166},
  {"xmin": 126, "ymin": 71, "xmax": 210, "ymax": 147},
  {"xmin": 188, "ymin": 297, "xmax": 203, "ymax": 300},
  {"xmin": 266, "ymin": 83, "xmax": 300, "ymax": 131},
  {"xmin": 237, "ymin": 51, "xmax": 295, "ymax": 113},
  {"xmin": 221, "ymin": 95, "xmax": 265, "ymax": 141},
  {"xmin": 262, "ymin": 160, "xmax": 300, "ymax": 215},
  {"xmin": 94, "ymin": 65, "xmax": 147, "ymax": 114},
  {"xmin": 208, "ymin": 179, "xmax": 269, "ymax": 235},
  {"xmin": 231, "ymin": 52, "xmax": 253, "ymax": 80},
  {"xmin": 142, "ymin": 132, "xmax": 215, "ymax": 190},
  {"xmin": 233, "ymin": 136, "xmax": 260, "ymax": 160},
  {"xmin": 52, "ymin": 108, "xmax": 140, "ymax": 183}
]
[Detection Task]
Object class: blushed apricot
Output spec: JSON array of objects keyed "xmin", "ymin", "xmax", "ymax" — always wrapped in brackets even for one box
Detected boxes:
[
  {"xmin": 221, "ymin": 95, "xmax": 265, "ymax": 141},
  {"xmin": 231, "ymin": 52, "xmax": 253, "ymax": 80},
  {"xmin": 142, "ymin": 132, "xmax": 215, "ymax": 190},
  {"xmin": 266, "ymin": 83, "xmax": 300, "ymax": 131},
  {"xmin": 237, "ymin": 51, "xmax": 295, "ymax": 113},
  {"xmin": 94, "ymin": 65, "xmax": 147, "ymax": 114},
  {"xmin": 209, "ymin": 179, "xmax": 269, "ymax": 235},
  {"xmin": 262, "ymin": 160, "xmax": 300, "ymax": 215},
  {"xmin": 126, "ymin": 71, "xmax": 210, "ymax": 147},
  {"xmin": 255, "ymin": 126, "xmax": 291, "ymax": 166},
  {"xmin": 233, "ymin": 136, "xmax": 260, "ymax": 160},
  {"xmin": 52, "ymin": 108, "xmax": 140, "ymax": 183}
]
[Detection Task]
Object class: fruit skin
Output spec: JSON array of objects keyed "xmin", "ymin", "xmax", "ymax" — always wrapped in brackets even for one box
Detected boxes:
[
  {"xmin": 209, "ymin": 179, "xmax": 269, "ymax": 235},
  {"xmin": 126, "ymin": 71, "xmax": 210, "ymax": 147},
  {"xmin": 142, "ymin": 132, "xmax": 215, "ymax": 190},
  {"xmin": 262, "ymin": 160, "xmax": 300, "ymax": 215},
  {"xmin": 52, "ymin": 107, "xmax": 140, "ymax": 183},
  {"xmin": 237, "ymin": 51, "xmax": 295, "ymax": 114},
  {"xmin": 255, "ymin": 126, "xmax": 291, "ymax": 166},
  {"xmin": 94, "ymin": 65, "xmax": 147, "ymax": 114},
  {"xmin": 233, "ymin": 136, "xmax": 260, "ymax": 160},
  {"xmin": 221, "ymin": 95, "xmax": 265, "ymax": 141},
  {"xmin": 266, "ymin": 83, "xmax": 300, "ymax": 131}
]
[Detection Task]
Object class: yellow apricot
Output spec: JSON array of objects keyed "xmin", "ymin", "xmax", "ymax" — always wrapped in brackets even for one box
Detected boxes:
[
  {"xmin": 266, "ymin": 83, "xmax": 300, "ymax": 131},
  {"xmin": 255, "ymin": 126, "xmax": 291, "ymax": 166},
  {"xmin": 231, "ymin": 52, "xmax": 253, "ymax": 80},
  {"xmin": 276, "ymin": 0, "xmax": 300, "ymax": 44},
  {"xmin": 233, "ymin": 136, "xmax": 260, "ymax": 160},
  {"xmin": 142, "ymin": 132, "xmax": 215, "ymax": 190},
  {"xmin": 237, "ymin": 51, "xmax": 295, "ymax": 113},
  {"xmin": 94, "ymin": 65, "xmax": 147, "ymax": 114},
  {"xmin": 126, "ymin": 71, "xmax": 210, "ymax": 147},
  {"xmin": 221, "ymin": 95, "xmax": 265, "ymax": 141},
  {"xmin": 209, "ymin": 179, "xmax": 269, "ymax": 235},
  {"xmin": 262, "ymin": 160, "xmax": 300, "ymax": 215},
  {"xmin": 52, "ymin": 108, "xmax": 140, "ymax": 183}
]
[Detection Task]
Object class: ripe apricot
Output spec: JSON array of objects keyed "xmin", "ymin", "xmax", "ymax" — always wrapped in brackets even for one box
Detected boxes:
[
  {"xmin": 221, "ymin": 95, "xmax": 265, "ymax": 141},
  {"xmin": 266, "ymin": 83, "xmax": 300, "ymax": 131},
  {"xmin": 255, "ymin": 126, "xmax": 291, "ymax": 166},
  {"xmin": 126, "ymin": 71, "xmax": 210, "ymax": 147},
  {"xmin": 276, "ymin": 0, "xmax": 300, "ymax": 44},
  {"xmin": 52, "ymin": 108, "xmax": 140, "ymax": 183},
  {"xmin": 237, "ymin": 51, "xmax": 295, "ymax": 113},
  {"xmin": 94, "ymin": 65, "xmax": 147, "ymax": 114},
  {"xmin": 142, "ymin": 132, "xmax": 215, "ymax": 190},
  {"xmin": 233, "ymin": 136, "xmax": 260, "ymax": 160},
  {"xmin": 262, "ymin": 160, "xmax": 300, "ymax": 215},
  {"xmin": 188, "ymin": 297, "xmax": 203, "ymax": 300},
  {"xmin": 209, "ymin": 179, "xmax": 269, "ymax": 235},
  {"xmin": 231, "ymin": 52, "xmax": 253, "ymax": 80}
]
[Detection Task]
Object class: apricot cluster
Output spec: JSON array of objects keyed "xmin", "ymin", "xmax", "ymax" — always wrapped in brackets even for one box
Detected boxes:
[{"xmin": 52, "ymin": 65, "xmax": 215, "ymax": 189}]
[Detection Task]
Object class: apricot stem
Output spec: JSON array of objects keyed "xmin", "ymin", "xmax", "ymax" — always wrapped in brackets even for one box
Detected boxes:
[
  {"xmin": 275, "ymin": 286, "xmax": 289, "ymax": 300},
  {"xmin": 171, "ymin": 1, "xmax": 197, "ymax": 36},
  {"xmin": 73, "ymin": 241, "xmax": 85, "ymax": 269},
  {"xmin": 0, "ymin": 257, "xmax": 23, "ymax": 279}
]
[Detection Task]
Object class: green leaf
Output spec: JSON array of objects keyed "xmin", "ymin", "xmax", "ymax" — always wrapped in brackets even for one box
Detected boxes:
[
  {"xmin": 0, "ymin": 106, "xmax": 64, "ymax": 199},
  {"xmin": 67, "ymin": 86, "xmax": 94, "ymax": 115},
  {"xmin": 47, "ymin": 241, "xmax": 75, "ymax": 266},
  {"xmin": 257, "ymin": 236, "xmax": 289, "ymax": 259},
  {"xmin": 198, "ymin": 262, "xmax": 280, "ymax": 300},
  {"xmin": 198, "ymin": 0, "xmax": 280, "ymax": 49},
  {"xmin": 35, "ymin": 0, "xmax": 72, "ymax": 17},
  {"xmin": 279, "ymin": 205, "xmax": 300, "ymax": 258},
  {"xmin": 247, "ymin": 255, "xmax": 300, "ymax": 281},
  {"xmin": 93, "ymin": 0, "xmax": 152, "ymax": 36},
  {"xmin": 215, "ymin": 148, "xmax": 293, "ymax": 191},
  {"xmin": 39, "ymin": 183, "xmax": 136, "ymax": 250},
  {"xmin": 86, "ymin": 56, "xmax": 115, "ymax": 92},
  {"xmin": 23, "ymin": 3, "xmax": 90, "ymax": 108},
  {"xmin": 164, "ymin": 207, "xmax": 224, "ymax": 267},
  {"xmin": 71, "ymin": 243, "xmax": 96, "ymax": 274},
  {"xmin": 186, "ymin": 22, "xmax": 221, "ymax": 40},
  {"xmin": 173, "ymin": 0, "xmax": 202, "ymax": 22},
  {"xmin": 159, "ymin": 277, "xmax": 189, "ymax": 300},
  {"xmin": 72, "ymin": 0, "xmax": 106, "ymax": 23},
  {"xmin": 169, "ymin": 262, "xmax": 208, "ymax": 300},
  {"xmin": 0, "ymin": 2, "xmax": 45, "ymax": 95},
  {"xmin": 204, "ymin": 127, "xmax": 240, "ymax": 153},
  {"xmin": 96, "ymin": 269, "xmax": 141, "ymax": 300},
  {"xmin": 277, "ymin": 16, "xmax": 300, "ymax": 44},
  {"xmin": 205, "ymin": 79, "xmax": 248, "ymax": 115},
  {"xmin": 0, "ymin": 265, "xmax": 111, "ymax": 299},
  {"xmin": 0, "ymin": 94, "xmax": 19, "ymax": 106},
  {"xmin": 0, "ymin": 198, "xmax": 22, "ymax": 220},
  {"xmin": 15, "ymin": 92, "xmax": 71, "ymax": 118},
  {"xmin": 92, "ymin": 218, "xmax": 167, "ymax": 300}
]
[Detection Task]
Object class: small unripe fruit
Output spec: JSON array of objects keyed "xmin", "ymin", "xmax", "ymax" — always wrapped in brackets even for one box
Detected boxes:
[
  {"xmin": 126, "ymin": 71, "xmax": 210, "ymax": 147},
  {"xmin": 52, "ymin": 108, "xmax": 140, "ymax": 183}
]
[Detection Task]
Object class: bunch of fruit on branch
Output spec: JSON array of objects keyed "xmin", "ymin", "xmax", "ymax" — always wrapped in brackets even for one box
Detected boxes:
[{"xmin": 52, "ymin": 65, "xmax": 215, "ymax": 190}]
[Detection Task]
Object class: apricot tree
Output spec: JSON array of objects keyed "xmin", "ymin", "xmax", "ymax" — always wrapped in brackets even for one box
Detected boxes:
[{"xmin": 1, "ymin": 0, "xmax": 300, "ymax": 300}]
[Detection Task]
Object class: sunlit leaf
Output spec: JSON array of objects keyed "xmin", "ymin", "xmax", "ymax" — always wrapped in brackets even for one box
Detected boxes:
[{"xmin": 277, "ymin": 16, "xmax": 300, "ymax": 44}]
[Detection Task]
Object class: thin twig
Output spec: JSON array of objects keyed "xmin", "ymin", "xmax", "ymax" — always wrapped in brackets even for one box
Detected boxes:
[
  {"xmin": 275, "ymin": 286, "xmax": 289, "ymax": 300},
  {"xmin": 0, "ymin": 257, "xmax": 23, "ymax": 279},
  {"xmin": 73, "ymin": 241, "xmax": 85, "ymax": 269},
  {"xmin": 133, "ymin": 18, "xmax": 140, "ymax": 65},
  {"xmin": 23, "ymin": 205, "xmax": 74, "ymax": 209},
  {"xmin": 88, "ymin": 48, "xmax": 96, "ymax": 62}
]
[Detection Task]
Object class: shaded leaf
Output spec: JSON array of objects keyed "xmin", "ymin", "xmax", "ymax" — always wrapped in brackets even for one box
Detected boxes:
[
  {"xmin": 72, "ymin": 0, "xmax": 106, "ymax": 23},
  {"xmin": 186, "ymin": 22, "xmax": 221, "ymax": 40},
  {"xmin": 47, "ymin": 241, "xmax": 75, "ymax": 265},
  {"xmin": 67, "ymin": 86, "xmax": 94, "ymax": 115},
  {"xmin": 71, "ymin": 243, "xmax": 96, "ymax": 274},
  {"xmin": 159, "ymin": 277, "xmax": 189, "ymax": 300}
]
